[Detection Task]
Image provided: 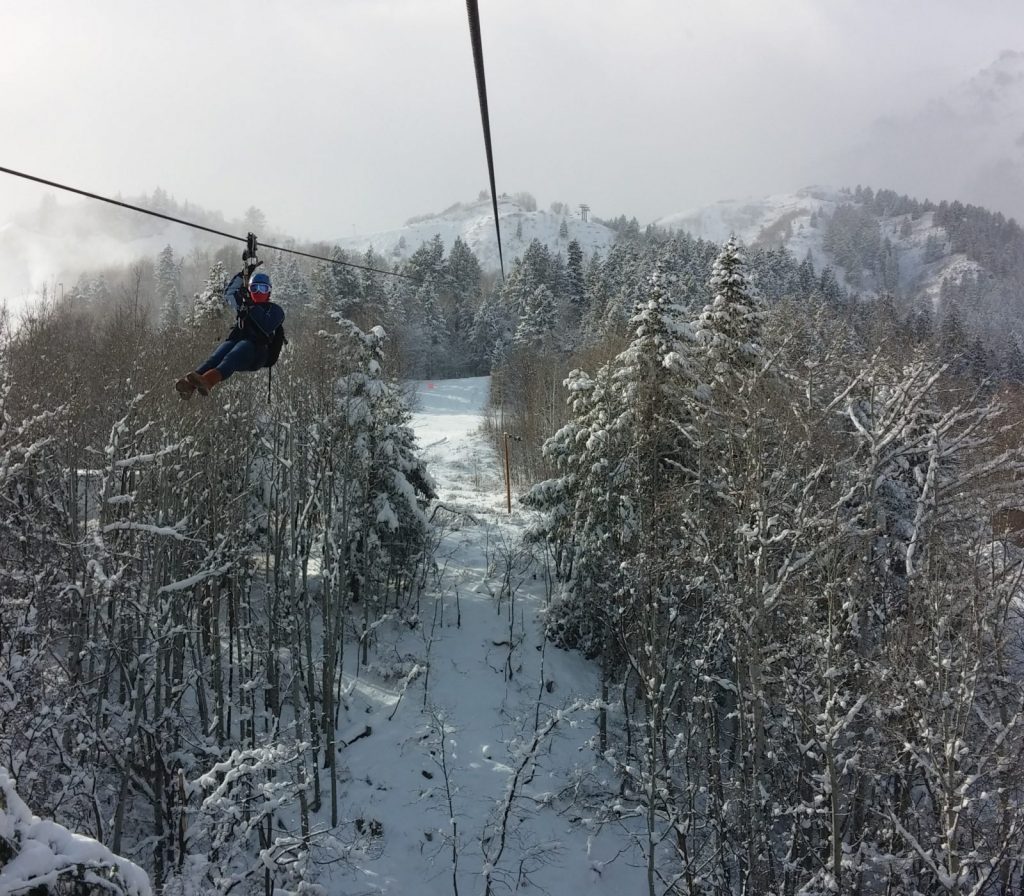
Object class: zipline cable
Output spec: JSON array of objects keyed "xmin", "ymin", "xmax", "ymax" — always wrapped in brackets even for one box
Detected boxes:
[
  {"xmin": 0, "ymin": 164, "xmax": 439, "ymax": 285},
  {"xmin": 465, "ymin": 0, "xmax": 505, "ymax": 280}
]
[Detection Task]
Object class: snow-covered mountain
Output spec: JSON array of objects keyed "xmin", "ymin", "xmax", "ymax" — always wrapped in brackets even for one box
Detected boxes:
[
  {"xmin": 335, "ymin": 197, "xmax": 617, "ymax": 271},
  {"xmin": 657, "ymin": 186, "xmax": 986, "ymax": 308},
  {"xmin": 657, "ymin": 187, "xmax": 837, "ymax": 267}
]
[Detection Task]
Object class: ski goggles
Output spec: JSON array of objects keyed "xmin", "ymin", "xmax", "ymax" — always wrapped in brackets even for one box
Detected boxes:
[{"xmin": 250, "ymin": 282, "xmax": 271, "ymax": 295}]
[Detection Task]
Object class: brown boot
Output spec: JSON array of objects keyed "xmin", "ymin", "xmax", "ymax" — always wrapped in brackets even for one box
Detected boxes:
[
  {"xmin": 187, "ymin": 369, "xmax": 223, "ymax": 396},
  {"xmin": 174, "ymin": 375, "xmax": 196, "ymax": 400}
]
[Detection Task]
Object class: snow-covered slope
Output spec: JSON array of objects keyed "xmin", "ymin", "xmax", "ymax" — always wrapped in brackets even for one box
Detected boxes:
[
  {"xmin": 336, "ymin": 198, "xmax": 617, "ymax": 271},
  {"xmin": 657, "ymin": 186, "xmax": 985, "ymax": 304},
  {"xmin": 323, "ymin": 376, "xmax": 648, "ymax": 895},
  {"xmin": 657, "ymin": 187, "xmax": 839, "ymax": 270}
]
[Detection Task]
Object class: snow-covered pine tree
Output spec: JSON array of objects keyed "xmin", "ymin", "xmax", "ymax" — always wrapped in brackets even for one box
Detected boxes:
[
  {"xmin": 446, "ymin": 235, "xmax": 483, "ymax": 302},
  {"xmin": 512, "ymin": 285, "xmax": 558, "ymax": 351},
  {"xmin": 692, "ymin": 236, "xmax": 765, "ymax": 391},
  {"xmin": 524, "ymin": 361, "xmax": 625, "ymax": 659},
  {"xmin": 311, "ymin": 246, "xmax": 362, "ymax": 320},
  {"xmin": 357, "ymin": 246, "xmax": 392, "ymax": 325},
  {"xmin": 155, "ymin": 244, "xmax": 182, "ymax": 331},
  {"xmin": 274, "ymin": 252, "xmax": 312, "ymax": 309},
  {"xmin": 526, "ymin": 272, "xmax": 698, "ymax": 850},
  {"xmin": 441, "ymin": 236, "xmax": 483, "ymax": 369},
  {"xmin": 565, "ymin": 238, "xmax": 585, "ymax": 311},
  {"xmin": 186, "ymin": 258, "xmax": 228, "ymax": 326}
]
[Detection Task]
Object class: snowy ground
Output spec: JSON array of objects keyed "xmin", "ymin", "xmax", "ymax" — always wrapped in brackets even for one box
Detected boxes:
[{"xmin": 323, "ymin": 376, "xmax": 645, "ymax": 896}]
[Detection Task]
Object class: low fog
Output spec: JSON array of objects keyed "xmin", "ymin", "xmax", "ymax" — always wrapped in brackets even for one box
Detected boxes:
[{"xmin": 1, "ymin": 0, "xmax": 1022, "ymax": 307}]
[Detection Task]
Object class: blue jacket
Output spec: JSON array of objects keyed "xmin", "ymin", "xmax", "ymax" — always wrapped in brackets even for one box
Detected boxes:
[{"xmin": 224, "ymin": 272, "xmax": 285, "ymax": 347}]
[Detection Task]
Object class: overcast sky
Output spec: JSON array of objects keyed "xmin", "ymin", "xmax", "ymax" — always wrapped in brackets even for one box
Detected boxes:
[{"xmin": 1, "ymin": 0, "xmax": 1020, "ymax": 244}]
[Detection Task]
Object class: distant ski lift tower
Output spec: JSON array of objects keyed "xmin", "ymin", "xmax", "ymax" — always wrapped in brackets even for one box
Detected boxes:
[{"xmin": 579, "ymin": 204, "xmax": 590, "ymax": 223}]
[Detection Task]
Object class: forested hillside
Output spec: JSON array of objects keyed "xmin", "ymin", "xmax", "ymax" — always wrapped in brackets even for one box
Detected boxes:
[
  {"xmin": 659, "ymin": 186, "xmax": 1024, "ymax": 382},
  {"xmin": 3, "ymin": 186, "xmax": 1024, "ymax": 894},
  {"xmin": 515, "ymin": 239, "xmax": 1024, "ymax": 893}
]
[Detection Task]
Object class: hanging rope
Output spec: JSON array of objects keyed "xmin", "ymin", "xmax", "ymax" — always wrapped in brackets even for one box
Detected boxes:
[
  {"xmin": 465, "ymin": 0, "xmax": 506, "ymax": 280},
  {"xmin": 0, "ymin": 164, "xmax": 436, "ymax": 285}
]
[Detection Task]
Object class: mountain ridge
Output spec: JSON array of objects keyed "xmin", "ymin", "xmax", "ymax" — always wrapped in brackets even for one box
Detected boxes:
[
  {"xmin": 655, "ymin": 186, "xmax": 993, "ymax": 311},
  {"xmin": 334, "ymin": 196, "xmax": 617, "ymax": 271}
]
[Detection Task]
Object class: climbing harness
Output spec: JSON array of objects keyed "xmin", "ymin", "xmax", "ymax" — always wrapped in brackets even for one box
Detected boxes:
[{"xmin": 240, "ymin": 233, "xmax": 285, "ymax": 403}]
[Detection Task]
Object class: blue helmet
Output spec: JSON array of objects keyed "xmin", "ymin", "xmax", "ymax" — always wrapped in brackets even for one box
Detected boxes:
[{"xmin": 249, "ymin": 271, "xmax": 272, "ymax": 302}]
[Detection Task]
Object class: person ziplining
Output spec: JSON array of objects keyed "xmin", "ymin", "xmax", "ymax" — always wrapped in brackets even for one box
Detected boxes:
[
  {"xmin": 175, "ymin": 234, "xmax": 286, "ymax": 399},
  {"xmin": 2, "ymin": 0, "xmax": 504, "ymax": 405}
]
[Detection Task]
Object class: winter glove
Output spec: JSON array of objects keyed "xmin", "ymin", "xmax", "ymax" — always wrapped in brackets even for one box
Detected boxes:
[{"xmin": 224, "ymin": 272, "xmax": 246, "ymax": 308}]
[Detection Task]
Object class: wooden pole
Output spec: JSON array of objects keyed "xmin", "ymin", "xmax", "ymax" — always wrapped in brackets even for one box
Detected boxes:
[{"xmin": 503, "ymin": 432, "xmax": 512, "ymax": 515}]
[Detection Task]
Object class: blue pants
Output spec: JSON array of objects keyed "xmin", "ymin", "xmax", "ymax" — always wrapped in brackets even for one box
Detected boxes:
[{"xmin": 197, "ymin": 339, "xmax": 267, "ymax": 381}]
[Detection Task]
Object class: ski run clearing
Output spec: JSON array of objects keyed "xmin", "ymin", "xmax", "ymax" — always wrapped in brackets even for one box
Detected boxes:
[{"xmin": 323, "ymin": 375, "xmax": 645, "ymax": 895}]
